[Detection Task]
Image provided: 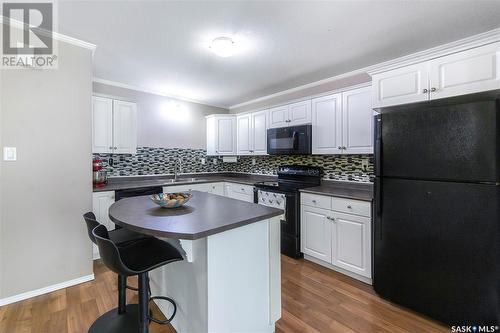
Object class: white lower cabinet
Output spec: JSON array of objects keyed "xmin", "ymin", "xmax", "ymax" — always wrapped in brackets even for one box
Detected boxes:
[
  {"xmin": 92, "ymin": 191, "xmax": 115, "ymax": 259},
  {"xmin": 331, "ymin": 212, "xmax": 371, "ymax": 278},
  {"xmin": 207, "ymin": 182, "xmax": 225, "ymax": 196},
  {"xmin": 301, "ymin": 206, "xmax": 332, "ymax": 263},
  {"xmin": 224, "ymin": 183, "xmax": 254, "ymax": 203},
  {"xmin": 301, "ymin": 194, "xmax": 372, "ymax": 281}
]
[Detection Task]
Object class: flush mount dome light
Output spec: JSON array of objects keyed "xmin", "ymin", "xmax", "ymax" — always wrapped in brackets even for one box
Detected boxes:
[{"xmin": 209, "ymin": 37, "xmax": 235, "ymax": 57}]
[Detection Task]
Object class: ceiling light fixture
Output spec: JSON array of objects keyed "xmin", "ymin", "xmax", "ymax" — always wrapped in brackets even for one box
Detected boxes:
[{"xmin": 209, "ymin": 37, "xmax": 235, "ymax": 58}]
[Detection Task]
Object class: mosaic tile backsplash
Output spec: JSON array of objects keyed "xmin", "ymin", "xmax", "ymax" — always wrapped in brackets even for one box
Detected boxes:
[{"xmin": 94, "ymin": 147, "xmax": 374, "ymax": 182}]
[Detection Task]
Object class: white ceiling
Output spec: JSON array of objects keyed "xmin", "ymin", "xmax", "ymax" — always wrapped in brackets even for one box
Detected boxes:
[{"xmin": 58, "ymin": 1, "xmax": 500, "ymax": 108}]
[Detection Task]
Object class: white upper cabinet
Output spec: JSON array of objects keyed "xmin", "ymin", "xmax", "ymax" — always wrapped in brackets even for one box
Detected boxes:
[
  {"xmin": 269, "ymin": 100, "xmax": 312, "ymax": 129},
  {"xmin": 92, "ymin": 96, "xmax": 113, "ymax": 154},
  {"xmin": 288, "ymin": 100, "xmax": 312, "ymax": 126},
  {"xmin": 312, "ymin": 86, "xmax": 373, "ymax": 155},
  {"xmin": 237, "ymin": 110, "xmax": 268, "ymax": 156},
  {"xmin": 237, "ymin": 114, "xmax": 251, "ymax": 155},
  {"xmin": 428, "ymin": 42, "xmax": 500, "ymax": 100},
  {"xmin": 372, "ymin": 62, "xmax": 429, "ymax": 108},
  {"xmin": 206, "ymin": 115, "xmax": 237, "ymax": 156},
  {"xmin": 92, "ymin": 96, "xmax": 137, "ymax": 154},
  {"xmin": 312, "ymin": 93, "xmax": 342, "ymax": 155},
  {"xmin": 251, "ymin": 110, "xmax": 268, "ymax": 155},
  {"xmin": 342, "ymin": 86, "xmax": 373, "ymax": 154},
  {"xmin": 372, "ymin": 42, "xmax": 500, "ymax": 108},
  {"xmin": 269, "ymin": 105, "xmax": 288, "ymax": 128},
  {"xmin": 112, "ymin": 100, "xmax": 137, "ymax": 154}
]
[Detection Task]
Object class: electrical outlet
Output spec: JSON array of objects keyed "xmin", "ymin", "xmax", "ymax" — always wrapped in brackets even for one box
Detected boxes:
[
  {"xmin": 3, "ymin": 147, "xmax": 16, "ymax": 161},
  {"xmin": 252, "ymin": 158, "xmax": 256, "ymax": 165},
  {"xmin": 361, "ymin": 159, "xmax": 369, "ymax": 171},
  {"xmin": 200, "ymin": 158, "xmax": 206, "ymax": 165},
  {"xmin": 213, "ymin": 158, "xmax": 217, "ymax": 165}
]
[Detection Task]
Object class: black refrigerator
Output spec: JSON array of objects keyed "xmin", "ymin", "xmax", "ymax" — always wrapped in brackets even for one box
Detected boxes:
[{"xmin": 373, "ymin": 91, "xmax": 500, "ymax": 327}]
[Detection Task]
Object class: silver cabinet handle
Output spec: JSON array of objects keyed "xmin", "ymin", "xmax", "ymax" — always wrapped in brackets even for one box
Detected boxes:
[
  {"xmin": 423, "ymin": 88, "xmax": 429, "ymax": 93},
  {"xmin": 347, "ymin": 205, "xmax": 352, "ymax": 209},
  {"xmin": 342, "ymin": 146, "xmax": 347, "ymax": 150},
  {"xmin": 311, "ymin": 200, "xmax": 317, "ymax": 203},
  {"xmin": 327, "ymin": 216, "xmax": 335, "ymax": 221},
  {"xmin": 430, "ymin": 87, "xmax": 437, "ymax": 92},
  {"xmin": 109, "ymin": 146, "xmax": 113, "ymax": 150},
  {"xmin": 114, "ymin": 147, "xmax": 117, "ymax": 149},
  {"xmin": 338, "ymin": 146, "xmax": 342, "ymax": 150}
]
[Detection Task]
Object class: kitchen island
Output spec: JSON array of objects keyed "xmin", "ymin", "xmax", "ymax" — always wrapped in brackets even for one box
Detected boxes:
[{"xmin": 109, "ymin": 191, "xmax": 283, "ymax": 333}]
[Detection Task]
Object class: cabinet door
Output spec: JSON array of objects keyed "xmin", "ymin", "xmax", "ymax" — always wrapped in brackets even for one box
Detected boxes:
[
  {"xmin": 342, "ymin": 86, "xmax": 374, "ymax": 154},
  {"xmin": 207, "ymin": 182, "xmax": 225, "ymax": 196},
  {"xmin": 216, "ymin": 117, "xmax": 236, "ymax": 155},
  {"xmin": 92, "ymin": 96, "xmax": 113, "ymax": 153},
  {"xmin": 237, "ymin": 114, "xmax": 252, "ymax": 155},
  {"xmin": 92, "ymin": 191, "xmax": 115, "ymax": 259},
  {"xmin": 301, "ymin": 206, "xmax": 332, "ymax": 263},
  {"xmin": 331, "ymin": 212, "xmax": 371, "ymax": 278},
  {"xmin": 312, "ymin": 93, "xmax": 342, "ymax": 154},
  {"xmin": 372, "ymin": 62, "xmax": 429, "ymax": 108},
  {"xmin": 288, "ymin": 100, "xmax": 312, "ymax": 126},
  {"xmin": 206, "ymin": 117, "xmax": 216, "ymax": 155},
  {"xmin": 428, "ymin": 42, "xmax": 500, "ymax": 100},
  {"xmin": 251, "ymin": 110, "xmax": 268, "ymax": 155},
  {"xmin": 113, "ymin": 100, "xmax": 137, "ymax": 154},
  {"xmin": 268, "ymin": 105, "xmax": 289, "ymax": 129}
]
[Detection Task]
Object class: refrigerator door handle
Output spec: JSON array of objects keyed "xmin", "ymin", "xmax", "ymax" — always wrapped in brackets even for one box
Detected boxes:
[
  {"xmin": 374, "ymin": 177, "xmax": 382, "ymax": 240},
  {"xmin": 374, "ymin": 115, "xmax": 382, "ymax": 177}
]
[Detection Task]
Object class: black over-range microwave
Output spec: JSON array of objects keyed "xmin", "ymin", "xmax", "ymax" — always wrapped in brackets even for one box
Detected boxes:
[{"xmin": 267, "ymin": 124, "xmax": 312, "ymax": 155}]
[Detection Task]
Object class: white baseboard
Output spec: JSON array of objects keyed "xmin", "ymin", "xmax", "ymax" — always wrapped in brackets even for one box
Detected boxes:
[
  {"xmin": 0, "ymin": 274, "xmax": 95, "ymax": 307},
  {"xmin": 304, "ymin": 254, "xmax": 372, "ymax": 285}
]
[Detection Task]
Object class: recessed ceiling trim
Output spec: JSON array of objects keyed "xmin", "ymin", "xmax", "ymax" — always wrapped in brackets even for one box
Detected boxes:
[
  {"xmin": 92, "ymin": 78, "xmax": 228, "ymax": 109},
  {"xmin": 229, "ymin": 27, "xmax": 500, "ymax": 110}
]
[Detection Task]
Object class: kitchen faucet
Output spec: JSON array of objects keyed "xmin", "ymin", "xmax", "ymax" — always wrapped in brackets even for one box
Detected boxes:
[{"xmin": 174, "ymin": 158, "xmax": 182, "ymax": 181}]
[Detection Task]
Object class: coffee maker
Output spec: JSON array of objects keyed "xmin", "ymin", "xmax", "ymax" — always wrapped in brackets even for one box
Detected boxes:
[{"xmin": 93, "ymin": 158, "xmax": 107, "ymax": 188}]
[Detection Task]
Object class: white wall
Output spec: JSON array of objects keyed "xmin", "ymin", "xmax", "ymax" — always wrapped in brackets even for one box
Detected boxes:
[
  {"xmin": 229, "ymin": 72, "xmax": 371, "ymax": 113},
  {"xmin": 0, "ymin": 38, "xmax": 94, "ymax": 299},
  {"xmin": 93, "ymin": 82, "xmax": 229, "ymax": 149}
]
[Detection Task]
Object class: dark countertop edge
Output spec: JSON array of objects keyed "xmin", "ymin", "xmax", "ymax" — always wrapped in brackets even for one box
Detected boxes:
[
  {"xmin": 299, "ymin": 181, "xmax": 373, "ymax": 201},
  {"xmin": 109, "ymin": 210, "xmax": 283, "ymax": 240},
  {"xmin": 93, "ymin": 173, "xmax": 276, "ymax": 192}
]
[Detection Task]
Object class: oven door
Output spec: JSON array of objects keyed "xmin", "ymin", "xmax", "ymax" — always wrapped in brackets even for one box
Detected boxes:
[{"xmin": 267, "ymin": 124, "xmax": 312, "ymax": 155}]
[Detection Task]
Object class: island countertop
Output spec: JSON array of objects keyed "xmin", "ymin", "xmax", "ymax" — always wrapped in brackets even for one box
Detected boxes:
[{"xmin": 109, "ymin": 191, "xmax": 283, "ymax": 240}]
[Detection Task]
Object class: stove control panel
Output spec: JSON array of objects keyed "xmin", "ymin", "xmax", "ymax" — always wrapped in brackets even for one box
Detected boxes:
[{"xmin": 257, "ymin": 190, "xmax": 286, "ymax": 210}]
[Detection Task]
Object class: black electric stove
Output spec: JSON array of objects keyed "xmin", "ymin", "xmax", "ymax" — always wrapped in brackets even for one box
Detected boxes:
[{"xmin": 253, "ymin": 165, "xmax": 322, "ymax": 258}]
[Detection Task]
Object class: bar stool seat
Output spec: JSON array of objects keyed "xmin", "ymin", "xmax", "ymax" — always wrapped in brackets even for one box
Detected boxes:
[{"xmin": 91, "ymin": 225, "xmax": 183, "ymax": 333}]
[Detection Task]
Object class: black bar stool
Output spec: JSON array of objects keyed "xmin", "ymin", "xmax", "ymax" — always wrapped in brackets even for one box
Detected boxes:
[
  {"xmin": 83, "ymin": 212, "xmax": 152, "ymax": 315},
  {"xmin": 92, "ymin": 224, "xmax": 183, "ymax": 333}
]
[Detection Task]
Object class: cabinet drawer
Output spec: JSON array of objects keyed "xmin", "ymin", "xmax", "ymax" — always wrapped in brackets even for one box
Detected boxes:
[
  {"xmin": 228, "ymin": 183, "xmax": 253, "ymax": 195},
  {"xmin": 301, "ymin": 193, "xmax": 331, "ymax": 210},
  {"xmin": 332, "ymin": 197, "xmax": 371, "ymax": 217}
]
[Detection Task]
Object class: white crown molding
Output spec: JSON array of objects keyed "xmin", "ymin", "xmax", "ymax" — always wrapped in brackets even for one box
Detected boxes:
[
  {"xmin": 229, "ymin": 28, "xmax": 500, "ymax": 110},
  {"xmin": 0, "ymin": 274, "xmax": 94, "ymax": 307},
  {"xmin": 0, "ymin": 16, "xmax": 97, "ymax": 52},
  {"xmin": 92, "ymin": 78, "xmax": 228, "ymax": 110},
  {"xmin": 366, "ymin": 27, "xmax": 500, "ymax": 75}
]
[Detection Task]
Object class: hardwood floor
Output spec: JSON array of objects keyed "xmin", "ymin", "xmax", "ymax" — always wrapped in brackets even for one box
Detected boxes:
[{"xmin": 0, "ymin": 256, "xmax": 448, "ymax": 333}]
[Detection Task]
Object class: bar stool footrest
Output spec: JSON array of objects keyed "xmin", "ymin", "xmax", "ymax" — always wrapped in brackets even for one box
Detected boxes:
[{"xmin": 148, "ymin": 296, "xmax": 177, "ymax": 325}]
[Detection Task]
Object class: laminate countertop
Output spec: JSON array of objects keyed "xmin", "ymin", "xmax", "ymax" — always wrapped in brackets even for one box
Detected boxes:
[
  {"xmin": 108, "ymin": 191, "xmax": 283, "ymax": 240},
  {"xmin": 93, "ymin": 173, "xmax": 276, "ymax": 192},
  {"xmin": 299, "ymin": 181, "xmax": 373, "ymax": 201}
]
